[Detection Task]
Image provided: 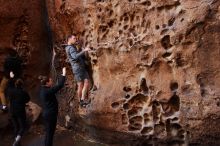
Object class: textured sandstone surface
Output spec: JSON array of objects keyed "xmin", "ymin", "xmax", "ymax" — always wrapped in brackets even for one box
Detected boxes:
[
  {"xmin": 48, "ymin": 0, "xmax": 220, "ymax": 145},
  {"xmin": 0, "ymin": 0, "xmax": 220, "ymax": 145}
]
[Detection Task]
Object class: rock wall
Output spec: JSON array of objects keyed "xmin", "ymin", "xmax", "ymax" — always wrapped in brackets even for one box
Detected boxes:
[
  {"xmin": 0, "ymin": 0, "xmax": 52, "ymax": 99},
  {"xmin": 0, "ymin": 0, "xmax": 220, "ymax": 145},
  {"xmin": 47, "ymin": 0, "xmax": 220, "ymax": 145}
]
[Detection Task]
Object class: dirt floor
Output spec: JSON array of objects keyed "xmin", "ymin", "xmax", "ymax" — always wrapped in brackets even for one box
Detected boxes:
[
  {"xmin": 0, "ymin": 126, "xmax": 106, "ymax": 146},
  {"xmin": 0, "ymin": 111, "xmax": 106, "ymax": 146}
]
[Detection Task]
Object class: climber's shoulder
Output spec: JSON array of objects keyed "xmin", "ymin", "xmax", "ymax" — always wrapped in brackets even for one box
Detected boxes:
[{"xmin": 65, "ymin": 45, "xmax": 76, "ymax": 52}]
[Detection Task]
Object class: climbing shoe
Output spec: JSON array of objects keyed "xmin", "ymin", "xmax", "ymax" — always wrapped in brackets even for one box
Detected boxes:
[
  {"xmin": 79, "ymin": 99, "xmax": 86, "ymax": 108},
  {"xmin": 83, "ymin": 98, "xmax": 91, "ymax": 105},
  {"xmin": 1, "ymin": 105, "xmax": 8, "ymax": 113}
]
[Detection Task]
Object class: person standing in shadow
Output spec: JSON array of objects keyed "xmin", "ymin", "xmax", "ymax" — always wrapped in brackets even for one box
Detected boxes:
[
  {"xmin": 0, "ymin": 48, "xmax": 23, "ymax": 112},
  {"xmin": 6, "ymin": 71, "xmax": 30, "ymax": 146},
  {"xmin": 39, "ymin": 67, "xmax": 66, "ymax": 146}
]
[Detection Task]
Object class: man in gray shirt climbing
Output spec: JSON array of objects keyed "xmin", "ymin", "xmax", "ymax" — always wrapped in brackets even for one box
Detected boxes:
[{"xmin": 65, "ymin": 34, "xmax": 91, "ymax": 107}]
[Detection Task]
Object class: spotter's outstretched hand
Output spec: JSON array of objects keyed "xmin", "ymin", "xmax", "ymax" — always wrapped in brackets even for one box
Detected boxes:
[
  {"xmin": 62, "ymin": 67, "xmax": 66, "ymax": 76},
  {"xmin": 10, "ymin": 71, "xmax": 14, "ymax": 78}
]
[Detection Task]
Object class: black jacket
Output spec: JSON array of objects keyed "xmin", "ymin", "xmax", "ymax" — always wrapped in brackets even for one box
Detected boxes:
[
  {"xmin": 6, "ymin": 81, "xmax": 30, "ymax": 115},
  {"xmin": 39, "ymin": 76, "xmax": 65, "ymax": 116}
]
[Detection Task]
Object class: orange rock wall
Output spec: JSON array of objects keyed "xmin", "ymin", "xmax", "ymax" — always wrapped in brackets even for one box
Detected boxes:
[
  {"xmin": 0, "ymin": 0, "xmax": 220, "ymax": 145},
  {"xmin": 47, "ymin": 0, "xmax": 220, "ymax": 145}
]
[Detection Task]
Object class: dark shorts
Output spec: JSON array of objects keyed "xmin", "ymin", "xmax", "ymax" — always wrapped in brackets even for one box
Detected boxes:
[{"xmin": 74, "ymin": 69, "xmax": 89, "ymax": 82}]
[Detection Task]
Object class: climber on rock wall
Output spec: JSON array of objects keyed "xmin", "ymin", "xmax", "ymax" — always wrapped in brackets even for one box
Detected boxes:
[
  {"xmin": 65, "ymin": 34, "xmax": 91, "ymax": 107},
  {"xmin": 6, "ymin": 71, "xmax": 30, "ymax": 146},
  {"xmin": 0, "ymin": 48, "xmax": 23, "ymax": 112},
  {"xmin": 39, "ymin": 67, "xmax": 66, "ymax": 146}
]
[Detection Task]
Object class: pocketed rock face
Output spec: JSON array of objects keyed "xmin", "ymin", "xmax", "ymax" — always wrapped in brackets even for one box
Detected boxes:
[
  {"xmin": 0, "ymin": 0, "xmax": 52, "ymax": 99},
  {"xmin": 47, "ymin": 0, "xmax": 220, "ymax": 145}
]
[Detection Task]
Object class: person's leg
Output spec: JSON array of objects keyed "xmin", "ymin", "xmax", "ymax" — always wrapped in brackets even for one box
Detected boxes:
[
  {"xmin": 44, "ymin": 115, "xmax": 50, "ymax": 146},
  {"xmin": 0, "ymin": 77, "xmax": 8, "ymax": 110},
  {"xmin": 48, "ymin": 115, "xmax": 57, "ymax": 146},
  {"xmin": 77, "ymin": 82, "xmax": 84, "ymax": 100},
  {"xmin": 82, "ymin": 79, "xmax": 90, "ymax": 101},
  {"xmin": 12, "ymin": 115, "xmax": 21, "ymax": 146},
  {"xmin": 0, "ymin": 91, "xmax": 7, "ymax": 109},
  {"xmin": 11, "ymin": 114, "xmax": 19, "ymax": 137},
  {"xmin": 44, "ymin": 114, "xmax": 57, "ymax": 146},
  {"xmin": 17, "ymin": 113, "xmax": 26, "ymax": 136}
]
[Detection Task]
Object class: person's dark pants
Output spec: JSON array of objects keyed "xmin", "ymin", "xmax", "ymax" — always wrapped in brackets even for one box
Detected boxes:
[
  {"xmin": 11, "ymin": 112, "xmax": 26, "ymax": 137},
  {"xmin": 43, "ymin": 113, "xmax": 57, "ymax": 146}
]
